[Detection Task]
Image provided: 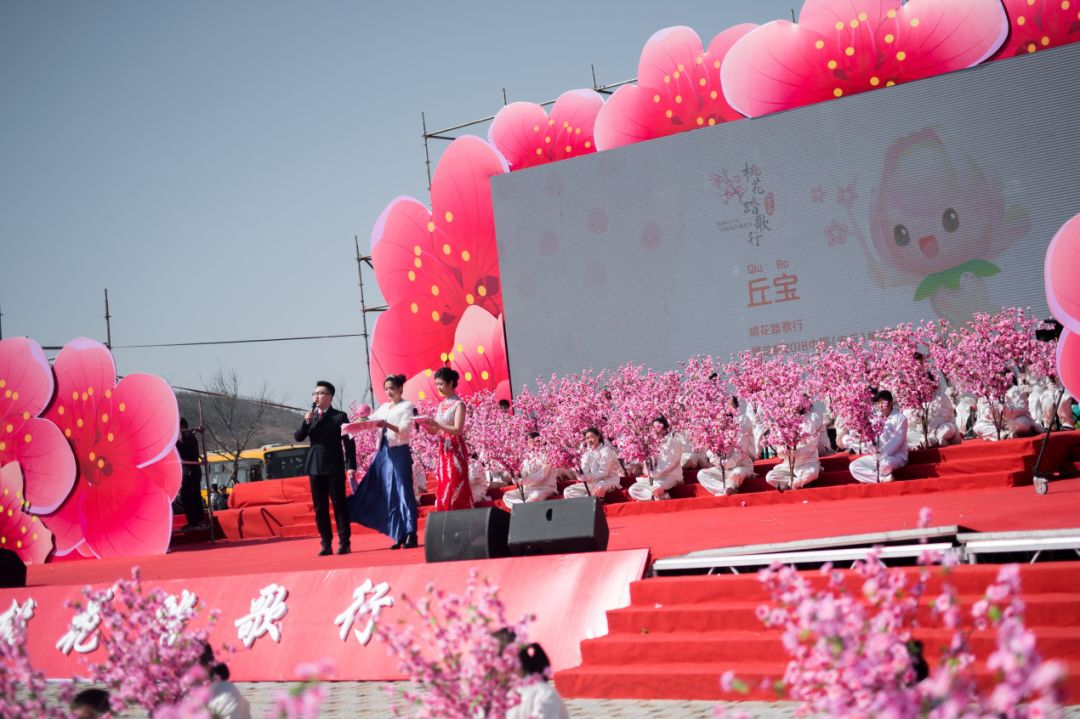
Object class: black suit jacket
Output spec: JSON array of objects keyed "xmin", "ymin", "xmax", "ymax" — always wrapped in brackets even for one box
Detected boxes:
[{"xmin": 294, "ymin": 407, "xmax": 357, "ymax": 476}]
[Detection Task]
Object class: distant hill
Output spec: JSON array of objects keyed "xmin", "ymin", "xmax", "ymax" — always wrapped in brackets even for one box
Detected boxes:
[{"xmin": 175, "ymin": 391, "xmax": 304, "ymax": 452}]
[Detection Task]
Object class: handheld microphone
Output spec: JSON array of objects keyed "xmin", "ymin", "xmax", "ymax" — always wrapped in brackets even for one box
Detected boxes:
[{"xmin": 309, "ymin": 401, "xmax": 317, "ymax": 422}]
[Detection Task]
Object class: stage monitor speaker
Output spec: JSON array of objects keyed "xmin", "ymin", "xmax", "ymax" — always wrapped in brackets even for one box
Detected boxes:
[
  {"xmin": 507, "ymin": 497, "xmax": 609, "ymax": 556},
  {"xmin": 425, "ymin": 507, "xmax": 511, "ymax": 563},
  {"xmin": 0, "ymin": 548, "xmax": 27, "ymax": 588}
]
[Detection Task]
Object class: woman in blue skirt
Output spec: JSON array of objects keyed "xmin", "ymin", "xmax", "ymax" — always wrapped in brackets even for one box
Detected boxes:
[{"xmin": 347, "ymin": 374, "xmax": 419, "ymax": 549}]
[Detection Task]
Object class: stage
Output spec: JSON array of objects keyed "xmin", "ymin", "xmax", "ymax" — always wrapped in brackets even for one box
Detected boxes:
[{"xmin": 10, "ymin": 432, "xmax": 1080, "ymax": 699}]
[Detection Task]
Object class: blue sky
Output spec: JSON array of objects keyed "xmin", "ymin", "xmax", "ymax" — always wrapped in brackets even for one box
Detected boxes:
[{"xmin": 0, "ymin": 0, "xmax": 798, "ymax": 409}]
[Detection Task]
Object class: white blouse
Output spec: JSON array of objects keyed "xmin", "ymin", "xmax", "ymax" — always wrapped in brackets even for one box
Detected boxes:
[{"xmin": 369, "ymin": 400, "xmax": 415, "ymax": 447}]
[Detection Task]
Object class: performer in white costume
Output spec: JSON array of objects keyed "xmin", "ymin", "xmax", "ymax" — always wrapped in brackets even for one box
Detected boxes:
[
  {"xmin": 676, "ymin": 429, "xmax": 710, "ymax": 470},
  {"xmin": 564, "ymin": 427, "xmax": 623, "ymax": 499},
  {"xmin": 697, "ymin": 398, "xmax": 756, "ymax": 496},
  {"xmin": 973, "ymin": 377, "xmax": 1036, "ymax": 440},
  {"xmin": 468, "ymin": 455, "xmax": 489, "ymax": 504},
  {"xmin": 764, "ymin": 409, "xmax": 823, "ymax": 490},
  {"xmin": 629, "ymin": 416, "xmax": 686, "ymax": 501},
  {"xmin": 905, "ymin": 380, "xmax": 961, "ymax": 449},
  {"xmin": 504, "ymin": 432, "xmax": 558, "ymax": 506},
  {"xmin": 850, "ymin": 390, "xmax": 910, "ymax": 483}
]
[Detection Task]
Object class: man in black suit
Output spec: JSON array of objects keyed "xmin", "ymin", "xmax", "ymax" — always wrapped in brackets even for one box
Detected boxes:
[{"xmin": 294, "ymin": 380, "xmax": 356, "ymax": 556}]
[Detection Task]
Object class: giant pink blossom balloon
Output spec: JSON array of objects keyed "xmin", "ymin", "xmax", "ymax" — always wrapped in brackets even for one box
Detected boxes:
[
  {"xmin": 489, "ymin": 89, "xmax": 604, "ymax": 171},
  {"xmin": 402, "ymin": 306, "xmax": 511, "ymax": 404},
  {"xmin": 40, "ymin": 338, "xmax": 181, "ymax": 559},
  {"xmin": 991, "ymin": 0, "xmax": 1080, "ymax": 60},
  {"xmin": 594, "ymin": 24, "xmax": 755, "ymax": 151},
  {"xmin": 0, "ymin": 338, "xmax": 76, "ymax": 517},
  {"xmin": 0, "ymin": 462, "xmax": 54, "ymax": 564},
  {"xmin": 369, "ymin": 136, "xmax": 508, "ymax": 396},
  {"xmin": 721, "ymin": 0, "xmax": 1008, "ymax": 117},
  {"xmin": 1045, "ymin": 212, "xmax": 1080, "ymax": 399}
]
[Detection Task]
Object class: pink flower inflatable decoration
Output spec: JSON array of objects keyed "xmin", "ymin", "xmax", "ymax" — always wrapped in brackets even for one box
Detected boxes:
[
  {"xmin": 594, "ymin": 24, "xmax": 755, "ymax": 150},
  {"xmin": 721, "ymin": 0, "xmax": 1008, "ymax": 117},
  {"xmin": 0, "ymin": 338, "xmax": 76, "ymax": 521},
  {"xmin": 1045, "ymin": 212, "xmax": 1080, "ymax": 400},
  {"xmin": 991, "ymin": 0, "xmax": 1080, "ymax": 60},
  {"xmin": 403, "ymin": 306, "xmax": 511, "ymax": 405},
  {"xmin": 41, "ymin": 338, "xmax": 181, "ymax": 558},
  {"xmin": 489, "ymin": 89, "xmax": 604, "ymax": 171},
  {"xmin": 369, "ymin": 136, "xmax": 508, "ymax": 394},
  {"xmin": 0, "ymin": 462, "xmax": 54, "ymax": 564}
]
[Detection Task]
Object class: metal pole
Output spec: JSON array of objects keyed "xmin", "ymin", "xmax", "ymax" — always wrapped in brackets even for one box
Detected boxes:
[
  {"xmin": 422, "ymin": 111, "xmax": 433, "ymax": 193},
  {"xmin": 355, "ymin": 236, "xmax": 377, "ymax": 407},
  {"xmin": 0, "ymin": 304, "xmax": 4, "ymax": 339},
  {"xmin": 104, "ymin": 289, "xmax": 112, "ymax": 349}
]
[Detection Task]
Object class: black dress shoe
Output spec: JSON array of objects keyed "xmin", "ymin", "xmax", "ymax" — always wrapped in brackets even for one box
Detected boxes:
[
  {"xmin": 389, "ymin": 539, "xmax": 404, "ymax": 550},
  {"xmin": 317, "ymin": 547, "xmax": 332, "ymax": 556},
  {"xmin": 403, "ymin": 532, "xmax": 418, "ymax": 549},
  {"xmin": 336, "ymin": 545, "xmax": 350, "ymax": 555}
]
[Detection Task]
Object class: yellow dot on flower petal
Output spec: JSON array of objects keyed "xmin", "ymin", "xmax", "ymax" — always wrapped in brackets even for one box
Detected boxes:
[
  {"xmin": 464, "ymin": 371, "xmax": 473, "ymax": 381},
  {"xmin": 845, "ymin": 46, "xmax": 855, "ymax": 56},
  {"xmin": 896, "ymin": 51, "xmax": 907, "ymax": 61},
  {"xmin": 11, "ymin": 392, "xmax": 18, "ymax": 401},
  {"xmin": 431, "ymin": 284, "xmax": 440, "ymax": 296},
  {"xmin": 548, "ymin": 119, "xmax": 554, "ymax": 126},
  {"xmin": 884, "ymin": 33, "xmax": 895, "ymax": 43},
  {"xmin": 414, "ymin": 258, "xmax": 422, "ymax": 268},
  {"xmin": 870, "ymin": 76, "xmax": 880, "ymax": 86},
  {"xmin": 413, "ymin": 245, "xmax": 422, "ymax": 257},
  {"xmin": 15, "ymin": 540, "xmax": 21, "ymax": 549},
  {"xmin": 697, "ymin": 78, "xmax": 706, "ymax": 87},
  {"xmin": 887, "ymin": 8, "xmax": 897, "ymax": 18},
  {"xmin": 418, "ymin": 390, "xmax": 426, "ymax": 400},
  {"xmin": 465, "ymin": 293, "xmax": 475, "ymax": 305},
  {"xmin": 105, "ymin": 389, "xmax": 111, "ymax": 399},
  {"xmin": 696, "ymin": 55, "xmax": 703, "ymax": 64},
  {"xmin": 544, "ymin": 136, "xmax": 552, "ymax": 144},
  {"xmin": 101, "ymin": 413, "xmax": 109, "ymax": 423},
  {"xmin": 481, "ymin": 371, "xmax": 490, "ymax": 381},
  {"xmin": 89, "ymin": 451, "xmax": 96, "ymax": 461},
  {"xmin": 1062, "ymin": 1, "xmax": 1070, "ymax": 9},
  {"xmin": 859, "ymin": 12, "xmax": 868, "ymax": 21},
  {"xmin": 97, "ymin": 458, "xmax": 105, "ymax": 469},
  {"xmin": 653, "ymin": 94, "xmax": 661, "ymax": 103},
  {"xmin": 440, "ymin": 352, "xmax": 448, "ymax": 362},
  {"xmin": 71, "ymin": 391, "xmax": 78, "ymax": 401},
  {"xmin": 431, "ymin": 311, "xmax": 441, "ymax": 322},
  {"xmin": 87, "ymin": 387, "xmax": 93, "ymax": 396},
  {"xmin": 535, "ymin": 148, "xmax": 543, "ymax": 155},
  {"xmin": 1027, "ymin": 42, "xmax": 1037, "ymax": 52},
  {"xmin": 835, "ymin": 21, "xmax": 844, "ymax": 30},
  {"xmin": 410, "ymin": 302, "xmax": 418, "ymax": 314},
  {"xmin": 424, "ymin": 368, "xmax": 433, "ymax": 377},
  {"xmin": 1028, "ymin": 0, "xmax": 1036, "ymax": 5},
  {"xmin": 713, "ymin": 60, "xmax": 721, "ymax": 69},
  {"xmin": 815, "ymin": 40, "xmax": 825, "ymax": 49},
  {"xmin": 849, "ymin": 18, "xmax": 859, "ymax": 28},
  {"xmin": 885, "ymin": 80, "xmax": 896, "ymax": 87},
  {"xmin": 461, "ymin": 250, "xmax": 471, "ymax": 262},
  {"xmin": 0, "ymin": 380, "xmax": 4, "ymax": 388},
  {"xmin": 447, "ymin": 352, "xmax": 455, "ymax": 362},
  {"xmin": 833, "ymin": 88, "xmax": 844, "ymax": 97},
  {"xmin": 562, "ymin": 121, "xmax": 569, "ymax": 129},
  {"xmin": 673, "ymin": 71, "xmax": 680, "ymax": 79},
  {"xmin": 58, "ymin": 406, "xmax": 65, "ymax": 416},
  {"xmin": 708, "ymin": 118, "xmax": 716, "ymax": 126},
  {"xmin": 118, "ymin": 403, "xmax": 125, "ymax": 412},
  {"xmin": 584, "ymin": 140, "xmax": 592, "ymax": 148},
  {"xmin": 444, "ymin": 211, "xmax": 454, "ymax": 223},
  {"xmin": 827, "ymin": 59, "xmax": 838, "ymax": 69},
  {"xmin": 21, "ymin": 411, "xmax": 29, "ymax": 420},
  {"xmin": 476, "ymin": 345, "xmax": 485, "ymax": 355},
  {"xmin": 1, "ymin": 537, "xmax": 5, "ymax": 544},
  {"xmin": 564, "ymin": 145, "xmax": 572, "ymax": 152},
  {"xmin": 710, "ymin": 90, "xmax": 718, "ymax": 100},
  {"xmin": 32, "ymin": 533, "xmax": 37, "ymax": 541},
  {"xmin": 674, "ymin": 95, "xmax": 682, "ymax": 104},
  {"xmin": 677, "ymin": 63, "xmax": 685, "ymax": 72},
  {"xmin": 477, "ymin": 285, "xmax": 488, "ymax": 297},
  {"xmin": 665, "ymin": 109, "xmax": 673, "ymax": 118},
  {"xmin": 408, "ymin": 270, "xmax": 416, "ymax": 281},
  {"xmin": 20, "ymin": 526, "xmax": 26, "ymax": 535},
  {"xmin": 663, "ymin": 75, "xmax": 671, "ymax": 84},
  {"xmin": 696, "ymin": 117, "xmax": 704, "ymax": 126},
  {"xmin": 532, "ymin": 124, "xmax": 540, "ymax": 132},
  {"xmin": 1017, "ymin": 15, "xmax": 1027, "ymax": 24},
  {"xmin": 0, "ymin": 442, "xmax": 5, "ymax": 451},
  {"xmin": 107, "ymin": 432, "xmax": 114, "ymax": 442},
  {"xmin": 4, "ymin": 424, "xmax": 10, "ymax": 433},
  {"xmin": 81, "ymin": 393, "xmax": 87, "ymax": 401},
  {"xmin": 910, "ymin": 17, "xmax": 920, "ymax": 27},
  {"xmin": 65, "ymin": 428, "xmax": 72, "ymax": 438},
  {"xmin": 442, "ymin": 243, "xmax": 451, "ymax": 255},
  {"xmin": 76, "ymin": 419, "xmax": 84, "ymax": 428},
  {"xmin": 1041, "ymin": 35, "xmax": 1051, "ymax": 45}
]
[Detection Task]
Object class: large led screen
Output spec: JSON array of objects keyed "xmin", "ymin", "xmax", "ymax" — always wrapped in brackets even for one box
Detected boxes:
[{"xmin": 492, "ymin": 44, "xmax": 1080, "ymax": 391}]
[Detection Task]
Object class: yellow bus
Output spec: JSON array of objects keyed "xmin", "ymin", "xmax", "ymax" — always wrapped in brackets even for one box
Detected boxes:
[
  {"xmin": 261, "ymin": 444, "xmax": 309, "ymax": 480},
  {"xmin": 206, "ymin": 449, "xmax": 264, "ymax": 488}
]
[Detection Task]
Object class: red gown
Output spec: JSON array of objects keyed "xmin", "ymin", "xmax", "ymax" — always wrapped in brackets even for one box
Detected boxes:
[{"xmin": 434, "ymin": 398, "xmax": 473, "ymax": 511}]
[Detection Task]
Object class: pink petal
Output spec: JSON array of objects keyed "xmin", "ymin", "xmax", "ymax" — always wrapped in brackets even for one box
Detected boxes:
[
  {"xmin": 39, "ymin": 480, "xmax": 87, "ymax": 556},
  {"xmin": 1058, "ymin": 329, "xmax": 1080, "ymax": 404},
  {"xmin": 79, "ymin": 473, "xmax": 173, "ymax": 558},
  {"xmin": 0, "ymin": 462, "xmax": 55, "ymax": 564},
  {"xmin": 403, "ymin": 370, "xmax": 440, "ymax": 405},
  {"xmin": 991, "ymin": 0, "xmax": 1079, "ymax": 60},
  {"xmin": 0, "ymin": 338, "xmax": 54, "ymax": 419},
  {"xmin": 142, "ymin": 447, "xmax": 182, "ymax": 497},
  {"xmin": 449, "ymin": 307, "xmax": 511, "ymax": 401},
  {"xmin": 11, "ymin": 417, "xmax": 76, "ymax": 513},
  {"xmin": 489, "ymin": 102, "xmax": 552, "ymax": 170},
  {"xmin": 1045, "ymin": 213, "xmax": 1080, "ymax": 336},
  {"xmin": 108, "ymin": 374, "xmax": 180, "ymax": 468},
  {"xmin": 370, "ymin": 305, "xmax": 458, "ymax": 399},
  {"xmin": 50, "ymin": 338, "xmax": 117, "ymax": 408}
]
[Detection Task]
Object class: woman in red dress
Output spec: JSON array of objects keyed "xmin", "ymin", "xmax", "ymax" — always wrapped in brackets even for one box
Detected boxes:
[{"xmin": 419, "ymin": 367, "xmax": 473, "ymax": 511}]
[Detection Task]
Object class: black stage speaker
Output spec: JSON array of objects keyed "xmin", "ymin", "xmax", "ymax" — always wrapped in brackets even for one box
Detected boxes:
[
  {"xmin": 0, "ymin": 548, "xmax": 27, "ymax": 588},
  {"xmin": 425, "ymin": 507, "xmax": 511, "ymax": 563},
  {"xmin": 507, "ymin": 497, "xmax": 609, "ymax": 556}
]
